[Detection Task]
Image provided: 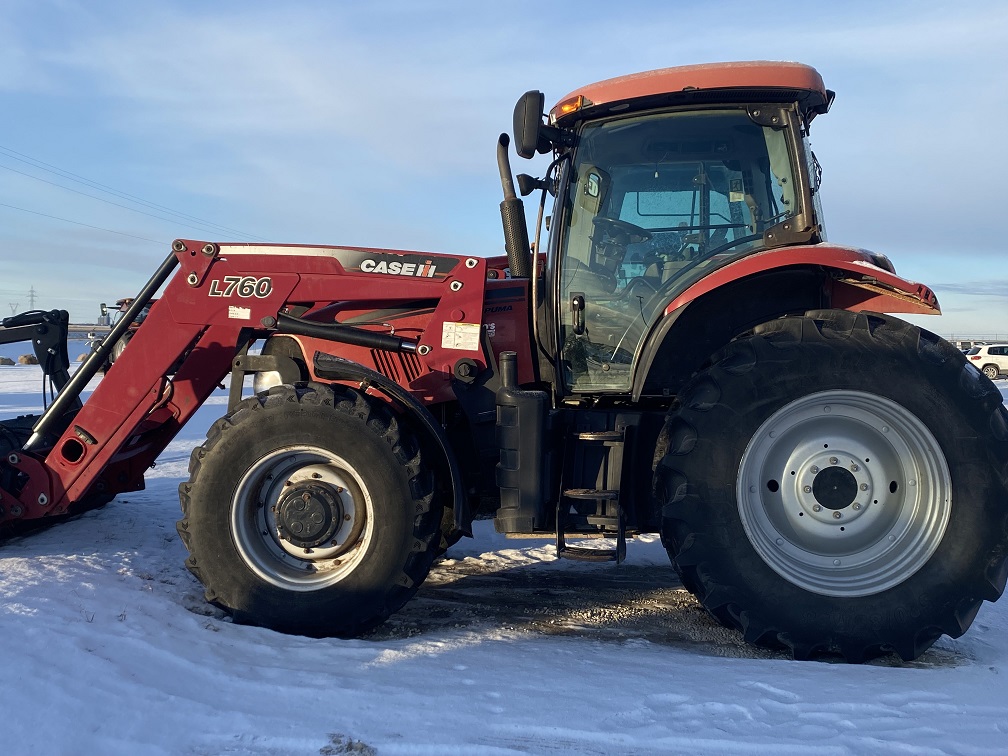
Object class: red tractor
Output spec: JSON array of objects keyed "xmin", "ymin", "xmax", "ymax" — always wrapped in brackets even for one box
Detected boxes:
[{"xmin": 2, "ymin": 61, "xmax": 1006, "ymax": 662}]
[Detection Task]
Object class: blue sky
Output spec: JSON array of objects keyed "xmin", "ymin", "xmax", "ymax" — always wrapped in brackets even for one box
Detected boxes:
[{"xmin": 1, "ymin": 0, "xmax": 1006, "ymax": 337}]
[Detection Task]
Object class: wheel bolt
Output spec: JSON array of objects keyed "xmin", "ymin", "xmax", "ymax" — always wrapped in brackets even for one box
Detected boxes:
[
  {"xmin": 812, "ymin": 504, "xmax": 822, "ymax": 512},
  {"xmin": 803, "ymin": 485, "xmax": 812, "ymax": 493},
  {"xmin": 829, "ymin": 457, "xmax": 838, "ymax": 465},
  {"xmin": 852, "ymin": 503, "xmax": 861, "ymax": 510},
  {"xmin": 833, "ymin": 511, "xmax": 842, "ymax": 519},
  {"xmin": 860, "ymin": 483, "xmax": 868, "ymax": 491},
  {"xmin": 850, "ymin": 464, "xmax": 860, "ymax": 472},
  {"xmin": 811, "ymin": 466, "xmax": 819, "ymax": 473}
]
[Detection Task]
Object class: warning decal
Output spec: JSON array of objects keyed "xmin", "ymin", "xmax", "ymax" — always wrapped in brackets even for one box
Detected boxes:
[{"xmin": 441, "ymin": 322, "xmax": 481, "ymax": 352}]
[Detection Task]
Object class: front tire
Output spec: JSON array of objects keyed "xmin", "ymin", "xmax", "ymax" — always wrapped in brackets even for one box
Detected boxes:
[
  {"xmin": 654, "ymin": 311, "xmax": 1008, "ymax": 661},
  {"xmin": 177, "ymin": 383, "xmax": 442, "ymax": 636}
]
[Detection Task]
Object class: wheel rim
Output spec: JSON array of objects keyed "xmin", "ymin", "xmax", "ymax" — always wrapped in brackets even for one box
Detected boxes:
[
  {"xmin": 736, "ymin": 390, "xmax": 951, "ymax": 597},
  {"xmin": 983, "ymin": 365, "xmax": 999, "ymax": 379},
  {"xmin": 231, "ymin": 445, "xmax": 374, "ymax": 591}
]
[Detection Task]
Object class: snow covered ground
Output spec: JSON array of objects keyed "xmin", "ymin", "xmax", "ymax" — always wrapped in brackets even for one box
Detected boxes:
[{"xmin": 2, "ymin": 345, "xmax": 1008, "ymax": 754}]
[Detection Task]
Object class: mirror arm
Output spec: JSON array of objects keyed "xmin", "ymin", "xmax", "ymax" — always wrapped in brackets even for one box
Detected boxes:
[{"xmin": 539, "ymin": 124, "xmax": 575, "ymax": 151}]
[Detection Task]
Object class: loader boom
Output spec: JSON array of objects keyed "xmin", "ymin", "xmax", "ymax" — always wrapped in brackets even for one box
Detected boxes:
[{"xmin": 1, "ymin": 239, "xmax": 490, "ymax": 524}]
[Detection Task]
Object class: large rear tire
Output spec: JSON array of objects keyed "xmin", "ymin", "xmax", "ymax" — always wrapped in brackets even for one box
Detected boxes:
[
  {"xmin": 176, "ymin": 383, "xmax": 442, "ymax": 636},
  {"xmin": 654, "ymin": 310, "xmax": 1008, "ymax": 661}
]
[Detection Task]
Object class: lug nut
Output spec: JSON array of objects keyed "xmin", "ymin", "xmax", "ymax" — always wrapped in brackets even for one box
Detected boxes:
[
  {"xmin": 860, "ymin": 483, "xmax": 869, "ymax": 491},
  {"xmin": 812, "ymin": 504, "xmax": 822, "ymax": 512},
  {"xmin": 811, "ymin": 466, "xmax": 819, "ymax": 473},
  {"xmin": 803, "ymin": 485, "xmax": 812, "ymax": 493},
  {"xmin": 850, "ymin": 464, "xmax": 860, "ymax": 472},
  {"xmin": 829, "ymin": 457, "xmax": 838, "ymax": 465},
  {"xmin": 833, "ymin": 511, "xmax": 842, "ymax": 519},
  {"xmin": 852, "ymin": 503, "xmax": 861, "ymax": 510}
]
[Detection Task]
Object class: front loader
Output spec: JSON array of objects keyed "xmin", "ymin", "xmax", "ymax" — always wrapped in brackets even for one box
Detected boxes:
[{"xmin": 2, "ymin": 61, "xmax": 1007, "ymax": 661}]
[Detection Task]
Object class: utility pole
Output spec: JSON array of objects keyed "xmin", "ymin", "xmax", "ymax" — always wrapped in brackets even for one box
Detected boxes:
[{"xmin": 27, "ymin": 286, "xmax": 37, "ymax": 310}]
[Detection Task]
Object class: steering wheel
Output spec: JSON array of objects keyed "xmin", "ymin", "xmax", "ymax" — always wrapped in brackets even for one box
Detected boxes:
[{"xmin": 592, "ymin": 217, "xmax": 652, "ymax": 245}]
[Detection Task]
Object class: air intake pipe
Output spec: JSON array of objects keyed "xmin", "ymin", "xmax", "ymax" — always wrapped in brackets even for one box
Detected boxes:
[{"xmin": 496, "ymin": 134, "xmax": 532, "ymax": 279}]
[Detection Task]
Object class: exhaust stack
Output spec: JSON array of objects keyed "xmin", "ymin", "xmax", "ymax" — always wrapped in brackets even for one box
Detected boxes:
[{"xmin": 496, "ymin": 134, "xmax": 532, "ymax": 278}]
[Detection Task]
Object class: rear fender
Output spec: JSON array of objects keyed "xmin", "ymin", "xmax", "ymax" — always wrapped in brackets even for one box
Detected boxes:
[
  {"xmin": 664, "ymin": 244, "xmax": 940, "ymax": 317},
  {"xmin": 633, "ymin": 248, "xmax": 940, "ymax": 400}
]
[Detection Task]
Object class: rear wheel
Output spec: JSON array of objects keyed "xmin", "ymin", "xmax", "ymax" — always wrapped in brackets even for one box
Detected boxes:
[
  {"xmin": 654, "ymin": 310, "xmax": 1008, "ymax": 661},
  {"xmin": 177, "ymin": 383, "xmax": 442, "ymax": 636},
  {"xmin": 983, "ymin": 364, "xmax": 1000, "ymax": 380},
  {"xmin": 110, "ymin": 332, "xmax": 131, "ymax": 364}
]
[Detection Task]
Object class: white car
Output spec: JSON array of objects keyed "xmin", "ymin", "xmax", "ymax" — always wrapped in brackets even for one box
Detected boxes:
[{"xmin": 967, "ymin": 344, "xmax": 1008, "ymax": 379}]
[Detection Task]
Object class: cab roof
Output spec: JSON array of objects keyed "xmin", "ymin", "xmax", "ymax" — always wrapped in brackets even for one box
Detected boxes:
[{"xmin": 550, "ymin": 61, "xmax": 832, "ymax": 125}]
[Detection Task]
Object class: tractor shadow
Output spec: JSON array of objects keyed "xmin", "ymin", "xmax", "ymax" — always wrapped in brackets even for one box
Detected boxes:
[{"xmin": 364, "ymin": 550, "xmax": 966, "ymax": 668}]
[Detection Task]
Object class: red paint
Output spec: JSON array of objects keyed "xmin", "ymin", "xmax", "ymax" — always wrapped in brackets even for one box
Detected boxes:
[{"xmin": 665, "ymin": 244, "xmax": 940, "ymax": 316}]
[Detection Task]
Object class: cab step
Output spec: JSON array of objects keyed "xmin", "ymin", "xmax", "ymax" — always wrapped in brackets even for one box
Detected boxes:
[{"xmin": 556, "ymin": 427, "xmax": 629, "ymax": 563}]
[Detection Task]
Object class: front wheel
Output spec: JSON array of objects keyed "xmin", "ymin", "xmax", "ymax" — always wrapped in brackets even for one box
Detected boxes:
[
  {"xmin": 177, "ymin": 383, "xmax": 442, "ymax": 636},
  {"xmin": 654, "ymin": 311, "xmax": 1008, "ymax": 661}
]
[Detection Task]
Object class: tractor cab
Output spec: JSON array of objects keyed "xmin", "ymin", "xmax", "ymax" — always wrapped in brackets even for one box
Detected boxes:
[{"xmin": 509, "ymin": 62, "xmax": 833, "ymax": 396}]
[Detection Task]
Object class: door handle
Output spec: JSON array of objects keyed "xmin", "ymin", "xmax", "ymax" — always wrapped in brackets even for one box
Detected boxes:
[{"xmin": 570, "ymin": 293, "xmax": 585, "ymax": 336}]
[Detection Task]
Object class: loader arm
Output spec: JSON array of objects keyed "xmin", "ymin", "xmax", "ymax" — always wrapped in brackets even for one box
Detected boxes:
[{"xmin": 0, "ymin": 239, "xmax": 489, "ymax": 525}]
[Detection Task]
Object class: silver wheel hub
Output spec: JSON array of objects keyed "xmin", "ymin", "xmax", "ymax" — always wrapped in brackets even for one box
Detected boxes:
[
  {"xmin": 232, "ymin": 448, "xmax": 373, "ymax": 591},
  {"xmin": 737, "ymin": 390, "xmax": 951, "ymax": 597}
]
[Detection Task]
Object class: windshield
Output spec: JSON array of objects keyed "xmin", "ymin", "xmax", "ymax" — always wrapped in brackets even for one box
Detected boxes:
[{"xmin": 557, "ymin": 107, "xmax": 802, "ymax": 392}]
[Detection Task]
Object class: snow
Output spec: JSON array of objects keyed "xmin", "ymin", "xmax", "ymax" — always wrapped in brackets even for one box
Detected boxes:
[{"xmin": 2, "ymin": 351, "xmax": 1008, "ymax": 754}]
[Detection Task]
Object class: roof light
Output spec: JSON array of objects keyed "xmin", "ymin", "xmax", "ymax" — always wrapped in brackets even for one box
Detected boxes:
[{"xmin": 549, "ymin": 94, "xmax": 591, "ymax": 123}]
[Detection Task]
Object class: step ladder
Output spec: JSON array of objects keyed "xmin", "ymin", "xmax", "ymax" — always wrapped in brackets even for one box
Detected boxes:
[{"xmin": 556, "ymin": 428, "xmax": 628, "ymax": 563}]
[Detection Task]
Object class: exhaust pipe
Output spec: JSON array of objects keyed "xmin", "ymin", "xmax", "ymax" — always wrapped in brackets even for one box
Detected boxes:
[{"xmin": 496, "ymin": 134, "xmax": 532, "ymax": 279}]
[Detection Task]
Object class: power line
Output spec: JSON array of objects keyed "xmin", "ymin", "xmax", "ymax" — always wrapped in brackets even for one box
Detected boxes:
[
  {"xmin": 0, "ymin": 143, "xmax": 272, "ymax": 242},
  {"xmin": 0, "ymin": 201, "xmax": 166, "ymax": 244},
  {"xmin": 0, "ymin": 162, "xmax": 267, "ymax": 242}
]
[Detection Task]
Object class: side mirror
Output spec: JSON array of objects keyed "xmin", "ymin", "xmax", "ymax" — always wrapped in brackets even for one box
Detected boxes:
[
  {"xmin": 513, "ymin": 91, "xmax": 546, "ymax": 160},
  {"xmin": 516, "ymin": 174, "xmax": 551, "ymax": 197}
]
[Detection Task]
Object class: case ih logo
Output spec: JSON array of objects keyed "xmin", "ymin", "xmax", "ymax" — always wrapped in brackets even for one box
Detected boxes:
[{"xmin": 360, "ymin": 258, "xmax": 438, "ymax": 277}]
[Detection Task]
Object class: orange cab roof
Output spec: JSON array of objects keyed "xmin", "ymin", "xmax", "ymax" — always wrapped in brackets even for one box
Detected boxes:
[{"xmin": 550, "ymin": 61, "xmax": 830, "ymax": 123}]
